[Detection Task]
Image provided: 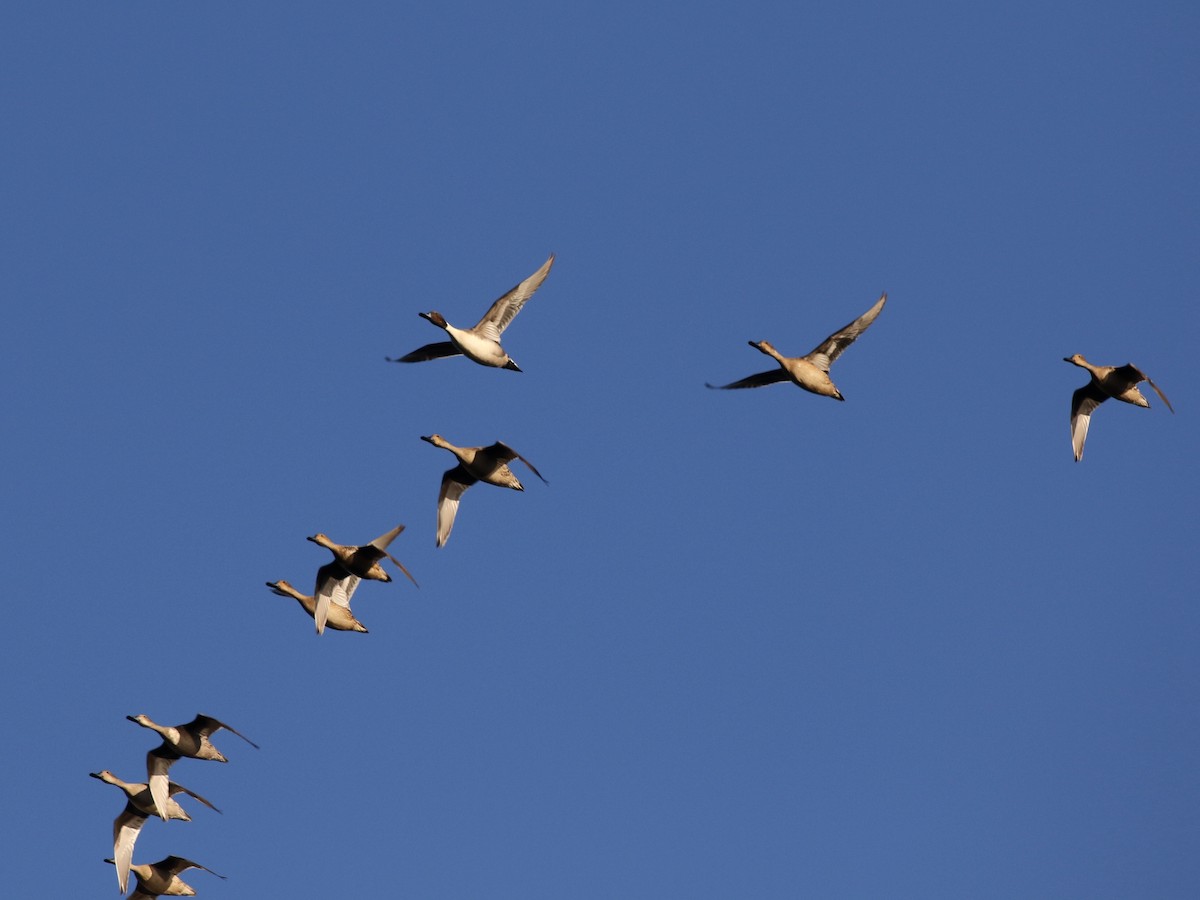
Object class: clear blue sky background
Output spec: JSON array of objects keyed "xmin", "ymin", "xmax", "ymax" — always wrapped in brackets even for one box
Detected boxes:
[{"xmin": 3, "ymin": 2, "xmax": 1198, "ymax": 897}]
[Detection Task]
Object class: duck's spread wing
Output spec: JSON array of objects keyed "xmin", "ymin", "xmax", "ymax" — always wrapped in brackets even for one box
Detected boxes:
[
  {"xmin": 487, "ymin": 442, "xmax": 548, "ymax": 484},
  {"xmin": 112, "ymin": 807, "xmax": 147, "ymax": 893},
  {"xmin": 805, "ymin": 292, "xmax": 887, "ymax": 372},
  {"xmin": 1112, "ymin": 363, "xmax": 1147, "ymax": 386},
  {"xmin": 346, "ymin": 524, "xmax": 405, "ymax": 576},
  {"xmin": 384, "ymin": 552, "xmax": 419, "ymax": 587},
  {"xmin": 314, "ymin": 562, "xmax": 352, "ymax": 634},
  {"xmin": 330, "ymin": 572, "xmax": 362, "ymax": 609},
  {"xmin": 705, "ymin": 369, "xmax": 789, "ymax": 390},
  {"xmin": 1069, "ymin": 382, "xmax": 1108, "ymax": 461},
  {"xmin": 473, "ymin": 253, "xmax": 555, "ymax": 340},
  {"xmin": 1146, "ymin": 378, "xmax": 1174, "ymax": 413},
  {"xmin": 161, "ymin": 856, "xmax": 227, "ymax": 880},
  {"xmin": 436, "ymin": 465, "xmax": 477, "ymax": 547},
  {"xmin": 369, "ymin": 524, "xmax": 405, "ymax": 553},
  {"xmin": 170, "ymin": 782, "xmax": 222, "ymax": 813},
  {"xmin": 189, "ymin": 715, "xmax": 259, "ymax": 749},
  {"xmin": 1126, "ymin": 368, "xmax": 1176, "ymax": 413},
  {"xmin": 146, "ymin": 748, "xmax": 178, "ymax": 820},
  {"xmin": 387, "ymin": 341, "xmax": 461, "ymax": 363}
]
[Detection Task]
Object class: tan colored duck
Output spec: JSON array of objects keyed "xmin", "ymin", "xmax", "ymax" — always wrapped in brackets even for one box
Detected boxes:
[
  {"xmin": 421, "ymin": 434, "xmax": 548, "ymax": 547},
  {"xmin": 707, "ymin": 293, "xmax": 887, "ymax": 399},
  {"xmin": 306, "ymin": 524, "xmax": 417, "ymax": 635},
  {"xmin": 126, "ymin": 714, "xmax": 258, "ymax": 821},
  {"xmin": 104, "ymin": 855, "xmax": 225, "ymax": 898},
  {"xmin": 91, "ymin": 770, "xmax": 220, "ymax": 894},
  {"xmin": 387, "ymin": 253, "xmax": 555, "ymax": 371},
  {"xmin": 1064, "ymin": 354, "xmax": 1174, "ymax": 461},
  {"xmin": 265, "ymin": 579, "xmax": 369, "ymax": 633}
]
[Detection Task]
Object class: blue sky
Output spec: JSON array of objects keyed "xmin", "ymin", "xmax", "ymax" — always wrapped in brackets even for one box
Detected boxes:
[{"xmin": 2, "ymin": 2, "xmax": 1198, "ymax": 897}]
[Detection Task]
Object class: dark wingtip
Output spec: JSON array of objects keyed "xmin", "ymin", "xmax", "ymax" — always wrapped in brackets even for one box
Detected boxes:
[{"xmin": 504, "ymin": 360, "xmax": 522, "ymax": 372}]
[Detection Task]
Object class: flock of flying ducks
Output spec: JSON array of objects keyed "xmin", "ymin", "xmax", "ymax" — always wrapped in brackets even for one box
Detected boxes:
[
  {"xmin": 258, "ymin": 257, "xmax": 563, "ymax": 639},
  {"xmin": 93, "ymin": 255, "xmax": 1173, "ymax": 895},
  {"xmin": 271, "ymin": 255, "xmax": 1177, "ymax": 638},
  {"xmin": 93, "ymin": 714, "xmax": 257, "ymax": 897}
]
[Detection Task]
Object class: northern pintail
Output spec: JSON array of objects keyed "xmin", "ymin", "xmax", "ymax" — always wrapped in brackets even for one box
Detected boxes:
[
  {"xmin": 1064, "ymin": 354, "xmax": 1174, "ymax": 461},
  {"xmin": 91, "ymin": 770, "xmax": 219, "ymax": 894},
  {"xmin": 265, "ymin": 579, "xmax": 369, "ymax": 633},
  {"xmin": 104, "ymin": 855, "xmax": 225, "ymax": 898},
  {"xmin": 421, "ymin": 434, "xmax": 547, "ymax": 547},
  {"xmin": 387, "ymin": 254, "xmax": 555, "ymax": 371},
  {"xmin": 126, "ymin": 714, "xmax": 258, "ymax": 821},
  {"xmin": 306, "ymin": 524, "xmax": 417, "ymax": 634},
  {"xmin": 707, "ymin": 293, "xmax": 887, "ymax": 400}
]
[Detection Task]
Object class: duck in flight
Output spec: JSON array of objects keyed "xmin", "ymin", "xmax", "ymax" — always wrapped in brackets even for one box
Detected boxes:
[
  {"xmin": 707, "ymin": 293, "xmax": 887, "ymax": 400},
  {"xmin": 104, "ymin": 855, "xmax": 225, "ymax": 898},
  {"xmin": 388, "ymin": 254, "xmax": 555, "ymax": 371},
  {"xmin": 126, "ymin": 713, "xmax": 258, "ymax": 821},
  {"xmin": 1063, "ymin": 354, "xmax": 1173, "ymax": 461},
  {"xmin": 91, "ymin": 770, "xmax": 220, "ymax": 894},
  {"xmin": 421, "ymin": 434, "xmax": 547, "ymax": 547},
  {"xmin": 265, "ymin": 579, "xmax": 370, "ymax": 633},
  {"xmin": 306, "ymin": 524, "xmax": 417, "ymax": 635}
]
